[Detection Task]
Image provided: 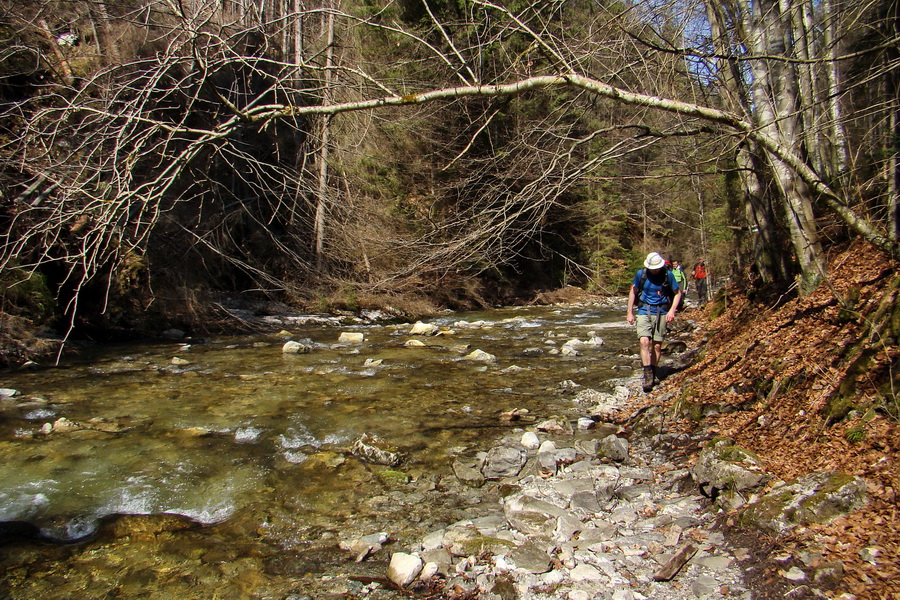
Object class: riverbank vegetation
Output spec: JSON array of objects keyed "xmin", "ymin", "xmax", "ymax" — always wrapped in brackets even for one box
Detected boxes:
[{"xmin": 2, "ymin": 0, "xmax": 897, "ymax": 363}]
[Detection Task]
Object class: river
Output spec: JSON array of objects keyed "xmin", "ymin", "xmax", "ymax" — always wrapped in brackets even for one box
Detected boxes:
[{"xmin": 0, "ymin": 302, "xmax": 638, "ymax": 599}]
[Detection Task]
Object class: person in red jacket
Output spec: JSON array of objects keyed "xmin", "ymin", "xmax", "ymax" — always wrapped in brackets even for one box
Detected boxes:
[{"xmin": 692, "ymin": 259, "xmax": 709, "ymax": 306}]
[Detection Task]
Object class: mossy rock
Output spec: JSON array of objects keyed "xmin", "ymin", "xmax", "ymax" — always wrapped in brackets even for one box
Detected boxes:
[
  {"xmin": 377, "ymin": 470, "xmax": 410, "ymax": 486},
  {"xmin": 0, "ymin": 267, "xmax": 56, "ymax": 324},
  {"xmin": 691, "ymin": 439, "xmax": 768, "ymax": 494},
  {"xmin": 739, "ymin": 471, "xmax": 867, "ymax": 533},
  {"xmin": 450, "ymin": 534, "xmax": 517, "ymax": 557}
]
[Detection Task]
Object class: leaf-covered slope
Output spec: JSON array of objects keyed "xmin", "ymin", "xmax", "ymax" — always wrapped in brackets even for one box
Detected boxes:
[{"xmin": 668, "ymin": 239, "xmax": 899, "ymax": 599}]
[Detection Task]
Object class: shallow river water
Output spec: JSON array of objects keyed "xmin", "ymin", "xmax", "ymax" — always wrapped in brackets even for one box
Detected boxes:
[{"xmin": 0, "ymin": 302, "xmax": 638, "ymax": 598}]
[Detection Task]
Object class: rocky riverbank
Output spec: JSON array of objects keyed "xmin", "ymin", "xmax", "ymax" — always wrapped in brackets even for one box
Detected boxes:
[
  {"xmin": 359, "ymin": 369, "xmax": 754, "ymax": 600},
  {"xmin": 344, "ymin": 313, "xmax": 868, "ymax": 600}
]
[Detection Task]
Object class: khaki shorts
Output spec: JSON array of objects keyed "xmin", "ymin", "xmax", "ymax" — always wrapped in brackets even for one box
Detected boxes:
[{"xmin": 636, "ymin": 312, "xmax": 668, "ymax": 342}]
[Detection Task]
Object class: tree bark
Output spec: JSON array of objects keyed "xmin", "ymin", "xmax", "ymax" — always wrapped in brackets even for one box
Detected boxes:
[{"xmin": 314, "ymin": 4, "xmax": 337, "ymax": 271}]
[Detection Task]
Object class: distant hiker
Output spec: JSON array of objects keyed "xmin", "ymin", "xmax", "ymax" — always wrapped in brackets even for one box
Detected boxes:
[
  {"xmin": 671, "ymin": 260, "xmax": 686, "ymax": 311},
  {"xmin": 692, "ymin": 259, "xmax": 709, "ymax": 306},
  {"xmin": 626, "ymin": 252, "xmax": 682, "ymax": 393}
]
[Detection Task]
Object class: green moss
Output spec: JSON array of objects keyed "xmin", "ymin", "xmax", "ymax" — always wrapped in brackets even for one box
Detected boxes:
[
  {"xmin": 0, "ymin": 266, "xmax": 56, "ymax": 324},
  {"xmin": 739, "ymin": 472, "xmax": 866, "ymax": 532},
  {"xmin": 456, "ymin": 535, "xmax": 516, "ymax": 556},
  {"xmin": 837, "ymin": 286, "xmax": 861, "ymax": 324},
  {"xmin": 377, "ymin": 470, "xmax": 410, "ymax": 486},
  {"xmin": 738, "ymin": 490, "xmax": 795, "ymax": 528},
  {"xmin": 708, "ymin": 291, "xmax": 728, "ymax": 320},
  {"xmin": 714, "ymin": 444, "xmax": 759, "ymax": 464}
]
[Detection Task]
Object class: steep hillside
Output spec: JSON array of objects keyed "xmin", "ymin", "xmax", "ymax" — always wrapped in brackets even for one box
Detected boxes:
[{"xmin": 666, "ymin": 239, "xmax": 898, "ymax": 599}]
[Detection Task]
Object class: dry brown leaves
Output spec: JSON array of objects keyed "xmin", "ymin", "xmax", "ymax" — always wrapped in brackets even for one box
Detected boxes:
[{"xmin": 662, "ymin": 239, "xmax": 899, "ymax": 600}]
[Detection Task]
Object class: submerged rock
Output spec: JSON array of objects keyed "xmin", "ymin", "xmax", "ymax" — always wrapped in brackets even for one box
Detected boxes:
[{"xmin": 350, "ymin": 433, "xmax": 405, "ymax": 466}]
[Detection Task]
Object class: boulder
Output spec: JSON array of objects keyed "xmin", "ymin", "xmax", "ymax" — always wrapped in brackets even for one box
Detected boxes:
[
  {"xmin": 482, "ymin": 446, "xmax": 527, "ymax": 479},
  {"xmin": 387, "ymin": 552, "xmax": 423, "ymax": 587},
  {"xmin": 691, "ymin": 439, "xmax": 769, "ymax": 500},
  {"xmin": 409, "ymin": 321, "xmax": 440, "ymax": 336},
  {"xmin": 739, "ymin": 471, "xmax": 867, "ymax": 533}
]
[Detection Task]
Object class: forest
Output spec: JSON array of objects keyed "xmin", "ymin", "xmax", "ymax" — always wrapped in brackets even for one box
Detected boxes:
[
  {"xmin": 0, "ymin": 0, "xmax": 894, "ymax": 354},
  {"xmin": 0, "ymin": 2, "xmax": 898, "ymax": 597}
]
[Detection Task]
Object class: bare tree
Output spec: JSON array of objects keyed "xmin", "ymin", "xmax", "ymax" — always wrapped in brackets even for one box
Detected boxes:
[{"xmin": 1, "ymin": 0, "xmax": 897, "ymax": 344}]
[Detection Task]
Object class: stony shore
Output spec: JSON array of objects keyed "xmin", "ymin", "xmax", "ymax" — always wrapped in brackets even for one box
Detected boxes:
[{"xmin": 369, "ymin": 368, "xmax": 757, "ymax": 600}]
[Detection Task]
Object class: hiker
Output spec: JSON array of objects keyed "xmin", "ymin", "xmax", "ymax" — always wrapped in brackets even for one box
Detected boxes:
[
  {"xmin": 671, "ymin": 260, "xmax": 686, "ymax": 311},
  {"xmin": 692, "ymin": 259, "xmax": 709, "ymax": 306},
  {"xmin": 626, "ymin": 252, "xmax": 683, "ymax": 393}
]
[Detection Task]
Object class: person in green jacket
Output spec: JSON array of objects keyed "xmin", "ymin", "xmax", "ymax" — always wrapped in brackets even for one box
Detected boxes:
[{"xmin": 671, "ymin": 260, "xmax": 686, "ymax": 311}]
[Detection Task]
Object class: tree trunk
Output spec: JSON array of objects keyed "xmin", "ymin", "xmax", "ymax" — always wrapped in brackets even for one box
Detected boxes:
[
  {"xmin": 314, "ymin": 6, "xmax": 336, "ymax": 271},
  {"xmin": 704, "ymin": 0, "xmax": 788, "ymax": 286},
  {"xmin": 887, "ymin": 0, "xmax": 900, "ymax": 242},
  {"xmin": 746, "ymin": 0, "xmax": 827, "ymax": 293},
  {"xmin": 822, "ymin": 0, "xmax": 850, "ymax": 187}
]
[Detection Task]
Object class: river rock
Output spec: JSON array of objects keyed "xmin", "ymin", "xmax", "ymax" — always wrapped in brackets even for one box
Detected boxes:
[
  {"xmin": 521, "ymin": 431, "xmax": 540, "ymax": 450},
  {"xmin": 420, "ymin": 548, "xmax": 453, "ymax": 575},
  {"xmin": 503, "ymin": 493, "xmax": 568, "ymax": 536},
  {"xmin": 570, "ymin": 563, "xmax": 604, "ymax": 582},
  {"xmin": 387, "ymin": 552, "xmax": 423, "ymax": 587},
  {"xmin": 463, "ymin": 349, "xmax": 496, "ymax": 362},
  {"xmin": 338, "ymin": 332, "xmax": 364, "ymax": 344},
  {"xmin": 691, "ymin": 439, "xmax": 770, "ymax": 501},
  {"xmin": 409, "ymin": 321, "xmax": 439, "ymax": 336},
  {"xmin": 0, "ymin": 388, "xmax": 19, "ymax": 399},
  {"xmin": 536, "ymin": 417, "xmax": 573, "ymax": 435},
  {"xmin": 444, "ymin": 526, "xmax": 516, "ymax": 557},
  {"xmin": 350, "ymin": 433, "xmax": 405, "ymax": 466},
  {"xmin": 508, "ymin": 542, "xmax": 552, "ymax": 573},
  {"xmin": 599, "ymin": 434, "xmax": 630, "ymax": 462},
  {"xmin": 282, "ymin": 339, "xmax": 315, "ymax": 354},
  {"xmin": 739, "ymin": 470, "xmax": 867, "ymax": 533},
  {"xmin": 339, "ymin": 531, "xmax": 389, "ymax": 561},
  {"xmin": 482, "ymin": 446, "xmax": 527, "ymax": 479},
  {"xmin": 453, "ymin": 455, "xmax": 486, "ymax": 487}
]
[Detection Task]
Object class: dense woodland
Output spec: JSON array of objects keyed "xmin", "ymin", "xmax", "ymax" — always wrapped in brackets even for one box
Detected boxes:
[{"xmin": 0, "ymin": 0, "xmax": 897, "ymax": 348}]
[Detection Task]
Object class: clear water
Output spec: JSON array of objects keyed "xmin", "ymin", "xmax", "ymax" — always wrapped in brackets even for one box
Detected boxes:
[{"xmin": 0, "ymin": 303, "xmax": 637, "ymax": 598}]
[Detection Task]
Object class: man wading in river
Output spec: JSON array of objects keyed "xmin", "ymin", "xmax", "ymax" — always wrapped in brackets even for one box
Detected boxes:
[{"xmin": 626, "ymin": 252, "xmax": 683, "ymax": 393}]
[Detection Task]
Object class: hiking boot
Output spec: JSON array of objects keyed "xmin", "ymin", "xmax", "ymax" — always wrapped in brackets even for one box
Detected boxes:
[
  {"xmin": 642, "ymin": 368, "xmax": 654, "ymax": 393},
  {"xmin": 653, "ymin": 366, "xmax": 661, "ymax": 386}
]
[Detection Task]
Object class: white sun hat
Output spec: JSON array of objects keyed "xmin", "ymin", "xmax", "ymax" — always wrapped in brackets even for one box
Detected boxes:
[{"xmin": 644, "ymin": 252, "xmax": 665, "ymax": 269}]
